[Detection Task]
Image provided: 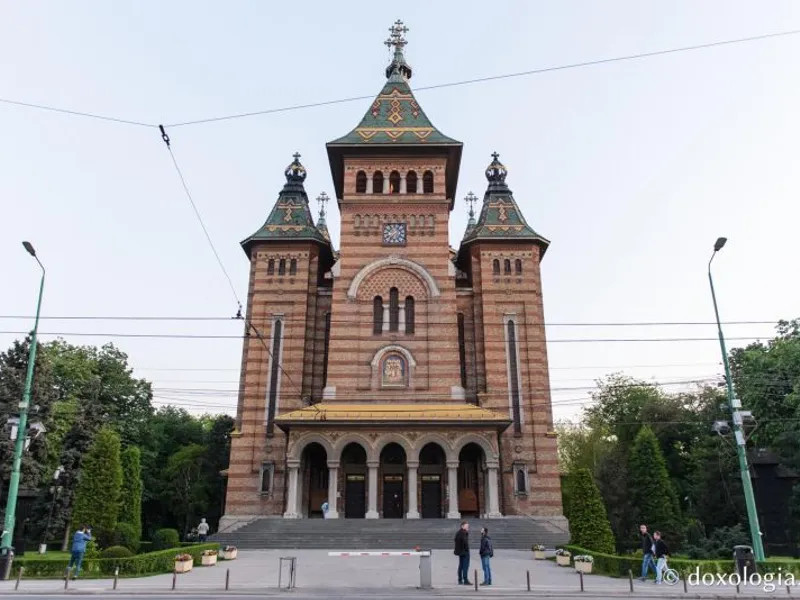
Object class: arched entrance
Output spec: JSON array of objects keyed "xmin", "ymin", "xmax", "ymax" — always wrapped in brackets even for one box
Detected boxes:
[
  {"xmin": 419, "ymin": 443, "xmax": 446, "ymax": 518},
  {"xmin": 380, "ymin": 443, "xmax": 406, "ymax": 518},
  {"xmin": 458, "ymin": 443, "xmax": 485, "ymax": 517},
  {"xmin": 341, "ymin": 442, "xmax": 367, "ymax": 518},
  {"xmin": 301, "ymin": 443, "xmax": 328, "ymax": 518}
]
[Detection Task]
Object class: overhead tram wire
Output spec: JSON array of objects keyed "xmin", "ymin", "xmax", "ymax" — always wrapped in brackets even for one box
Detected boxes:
[{"xmin": 0, "ymin": 97, "xmax": 156, "ymax": 128}]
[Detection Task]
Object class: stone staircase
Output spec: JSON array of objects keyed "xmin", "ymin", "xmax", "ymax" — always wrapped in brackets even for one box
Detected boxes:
[{"xmin": 213, "ymin": 516, "xmax": 569, "ymax": 550}]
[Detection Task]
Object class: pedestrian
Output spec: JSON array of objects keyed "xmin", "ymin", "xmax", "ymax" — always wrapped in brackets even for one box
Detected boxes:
[
  {"xmin": 67, "ymin": 525, "xmax": 92, "ymax": 579},
  {"xmin": 321, "ymin": 501, "xmax": 329, "ymax": 519},
  {"xmin": 453, "ymin": 520, "xmax": 471, "ymax": 586},
  {"xmin": 638, "ymin": 524, "xmax": 656, "ymax": 581},
  {"xmin": 479, "ymin": 526, "xmax": 493, "ymax": 586},
  {"xmin": 197, "ymin": 518, "xmax": 210, "ymax": 543},
  {"xmin": 653, "ymin": 531, "xmax": 669, "ymax": 584}
]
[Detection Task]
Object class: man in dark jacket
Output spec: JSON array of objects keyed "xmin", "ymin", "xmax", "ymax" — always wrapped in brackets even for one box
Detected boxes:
[
  {"xmin": 479, "ymin": 527, "xmax": 493, "ymax": 586},
  {"xmin": 454, "ymin": 521, "xmax": 471, "ymax": 585},
  {"xmin": 639, "ymin": 524, "xmax": 656, "ymax": 581},
  {"xmin": 653, "ymin": 531, "xmax": 669, "ymax": 584}
]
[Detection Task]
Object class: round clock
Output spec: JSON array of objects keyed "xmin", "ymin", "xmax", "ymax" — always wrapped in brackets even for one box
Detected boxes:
[{"xmin": 382, "ymin": 223, "xmax": 407, "ymax": 245}]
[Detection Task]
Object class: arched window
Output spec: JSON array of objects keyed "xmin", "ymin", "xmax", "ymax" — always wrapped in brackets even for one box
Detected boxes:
[
  {"xmin": 427, "ymin": 215, "xmax": 434, "ymax": 227},
  {"xmin": 389, "ymin": 170, "xmax": 401, "ymax": 194},
  {"xmin": 278, "ymin": 259, "xmax": 286, "ymax": 275},
  {"xmin": 492, "ymin": 259, "xmax": 500, "ymax": 275},
  {"xmin": 504, "ymin": 259, "xmax": 512, "ymax": 274},
  {"xmin": 354, "ymin": 215, "xmax": 361, "ymax": 227},
  {"xmin": 457, "ymin": 313, "xmax": 467, "ymax": 389},
  {"xmin": 515, "ymin": 259, "xmax": 522, "ymax": 274},
  {"xmin": 373, "ymin": 171, "xmax": 384, "ymax": 194},
  {"xmin": 373, "ymin": 296, "xmax": 384, "ymax": 335},
  {"xmin": 406, "ymin": 171, "xmax": 418, "ymax": 194},
  {"xmin": 507, "ymin": 320, "xmax": 522, "ymax": 434},
  {"xmin": 322, "ymin": 312, "xmax": 331, "ymax": 388},
  {"xmin": 267, "ymin": 259, "xmax": 275, "ymax": 275},
  {"xmin": 405, "ymin": 296, "xmax": 415, "ymax": 334},
  {"xmin": 289, "ymin": 258, "xmax": 297, "ymax": 275},
  {"xmin": 516, "ymin": 469, "xmax": 527, "ymax": 493},
  {"xmin": 389, "ymin": 287, "xmax": 399, "ymax": 332},
  {"xmin": 356, "ymin": 170, "xmax": 367, "ymax": 193},
  {"xmin": 422, "ymin": 170, "xmax": 434, "ymax": 193},
  {"xmin": 266, "ymin": 319, "xmax": 283, "ymax": 435}
]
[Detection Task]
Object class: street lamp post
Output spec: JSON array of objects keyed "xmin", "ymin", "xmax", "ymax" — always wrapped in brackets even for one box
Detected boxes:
[
  {"xmin": 39, "ymin": 466, "xmax": 64, "ymax": 554},
  {"xmin": 708, "ymin": 236, "xmax": 765, "ymax": 561},
  {"xmin": 1, "ymin": 242, "xmax": 45, "ymax": 554}
]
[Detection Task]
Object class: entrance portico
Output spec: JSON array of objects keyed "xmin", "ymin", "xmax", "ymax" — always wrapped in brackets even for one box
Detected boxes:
[{"xmin": 276, "ymin": 403, "xmax": 509, "ymax": 519}]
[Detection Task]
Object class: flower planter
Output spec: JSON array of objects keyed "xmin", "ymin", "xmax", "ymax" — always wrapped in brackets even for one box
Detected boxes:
[
  {"xmin": 533, "ymin": 550, "xmax": 545, "ymax": 560},
  {"xmin": 556, "ymin": 555, "xmax": 571, "ymax": 567},
  {"xmin": 221, "ymin": 549, "xmax": 238, "ymax": 561},
  {"xmin": 174, "ymin": 559, "xmax": 193, "ymax": 573},
  {"xmin": 201, "ymin": 554, "xmax": 218, "ymax": 567},
  {"xmin": 575, "ymin": 561, "xmax": 593, "ymax": 574}
]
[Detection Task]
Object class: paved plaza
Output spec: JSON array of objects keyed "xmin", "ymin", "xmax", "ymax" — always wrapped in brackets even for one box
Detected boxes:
[{"xmin": 0, "ymin": 550, "xmax": 790, "ymax": 597}]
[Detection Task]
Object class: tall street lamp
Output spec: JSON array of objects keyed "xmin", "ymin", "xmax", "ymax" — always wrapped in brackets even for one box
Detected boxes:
[
  {"xmin": 1, "ymin": 242, "xmax": 46, "ymax": 554},
  {"xmin": 708, "ymin": 236, "xmax": 765, "ymax": 561}
]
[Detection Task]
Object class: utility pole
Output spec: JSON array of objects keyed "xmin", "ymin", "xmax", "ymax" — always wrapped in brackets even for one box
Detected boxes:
[
  {"xmin": 1, "ymin": 242, "xmax": 45, "ymax": 553},
  {"xmin": 708, "ymin": 236, "xmax": 765, "ymax": 561}
]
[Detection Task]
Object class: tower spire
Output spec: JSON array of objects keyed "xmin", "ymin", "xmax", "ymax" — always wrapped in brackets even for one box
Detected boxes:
[
  {"xmin": 465, "ymin": 191, "xmax": 478, "ymax": 228},
  {"xmin": 316, "ymin": 191, "xmax": 331, "ymax": 242},
  {"xmin": 384, "ymin": 19, "xmax": 412, "ymax": 80}
]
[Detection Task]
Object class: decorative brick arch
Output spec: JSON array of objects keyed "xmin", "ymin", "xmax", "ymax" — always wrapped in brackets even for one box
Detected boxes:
[
  {"xmin": 288, "ymin": 433, "xmax": 336, "ymax": 462},
  {"xmin": 452, "ymin": 434, "xmax": 499, "ymax": 467},
  {"xmin": 333, "ymin": 434, "xmax": 375, "ymax": 463},
  {"xmin": 413, "ymin": 433, "xmax": 456, "ymax": 463},
  {"xmin": 347, "ymin": 256, "xmax": 440, "ymax": 300},
  {"xmin": 374, "ymin": 433, "xmax": 415, "ymax": 462}
]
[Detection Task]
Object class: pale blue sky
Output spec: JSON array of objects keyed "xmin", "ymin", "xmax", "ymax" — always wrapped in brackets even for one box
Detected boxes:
[{"xmin": 2, "ymin": 1, "xmax": 798, "ymax": 420}]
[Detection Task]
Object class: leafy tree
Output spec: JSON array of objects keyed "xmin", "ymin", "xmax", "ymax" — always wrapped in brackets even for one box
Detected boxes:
[
  {"xmin": 596, "ymin": 447, "xmax": 637, "ymax": 552},
  {"xmin": 165, "ymin": 443, "xmax": 208, "ymax": 537},
  {"xmin": 629, "ymin": 426, "xmax": 683, "ymax": 547},
  {"xmin": 200, "ymin": 415, "xmax": 234, "ymax": 528},
  {"xmin": 567, "ymin": 468, "xmax": 616, "ymax": 553},
  {"xmin": 71, "ymin": 426, "xmax": 123, "ymax": 545},
  {"xmin": 120, "ymin": 446, "xmax": 143, "ymax": 537}
]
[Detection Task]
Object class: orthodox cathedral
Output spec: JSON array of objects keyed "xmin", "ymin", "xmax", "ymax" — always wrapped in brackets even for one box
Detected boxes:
[{"xmin": 222, "ymin": 22, "xmax": 564, "ymax": 526}]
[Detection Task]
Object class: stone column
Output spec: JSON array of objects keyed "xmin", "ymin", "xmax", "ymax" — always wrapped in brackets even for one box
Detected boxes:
[
  {"xmin": 366, "ymin": 175, "xmax": 373, "ymax": 194},
  {"xmin": 366, "ymin": 461, "xmax": 380, "ymax": 519},
  {"xmin": 283, "ymin": 460, "xmax": 300, "ymax": 518},
  {"xmin": 446, "ymin": 461, "xmax": 461, "ymax": 519},
  {"xmin": 383, "ymin": 306, "xmax": 390, "ymax": 332},
  {"xmin": 406, "ymin": 460, "xmax": 420, "ymax": 519},
  {"xmin": 383, "ymin": 176, "xmax": 390, "ymax": 194},
  {"xmin": 398, "ymin": 303, "xmax": 405, "ymax": 331},
  {"xmin": 400, "ymin": 174, "xmax": 407, "ymax": 194},
  {"xmin": 486, "ymin": 462, "xmax": 502, "ymax": 518},
  {"xmin": 326, "ymin": 461, "xmax": 340, "ymax": 519}
]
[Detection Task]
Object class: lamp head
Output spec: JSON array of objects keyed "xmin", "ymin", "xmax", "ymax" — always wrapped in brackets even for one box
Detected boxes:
[
  {"xmin": 22, "ymin": 241, "xmax": 36, "ymax": 257},
  {"xmin": 713, "ymin": 237, "xmax": 727, "ymax": 252}
]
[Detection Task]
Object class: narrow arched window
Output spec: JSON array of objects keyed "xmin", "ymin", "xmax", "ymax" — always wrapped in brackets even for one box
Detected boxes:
[
  {"xmin": 457, "ymin": 313, "xmax": 467, "ymax": 388},
  {"xmin": 373, "ymin": 171, "xmax": 384, "ymax": 194},
  {"xmin": 266, "ymin": 319, "xmax": 283, "ymax": 435},
  {"xmin": 389, "ymin": 287, "xmax": 399, "ymax": 332},
  {"xmin": 289, "ymin": 258, "xmax": 297, "ymax": 275},
  {"xmin": 278, "ymin": 259, "xmax": 286, "ymax": 275},
  {"xmin": 515, "ymin": 259, "xmax": 522, "ymax": 274},
  {"xmin": 354, "ymin": 215, "xmax": 361, "ymax": 227},
  {"xmin": 504, "ymin": 259, "xmax": 512, "ymax": 274},
  {"xmin": 507, "ymin": 320, "xmax": 522, "ymax": 434},
  {"xmin": 406, "ymin": 171, "xmax": 418, "ymax": 194},
  {"xmin": 389, "ymin": 171, "xmax": 401, "ymax": 194},
  {"xmin": 267, "ymin": 259, "xmax": 275, "ymax": 275},
  {"xmin": 322, "ymin": 312, "xmax": 331, "ymax": 387},
  {"xmin": 356, "ymin": 170, "xmax": 367, "ymax": 193},
  {"xmin": 405, "ymin": 296, "xmax": 415, "ymax": 334},
  {"xmin": 373, "ymin": 296, "xmax": 384, "ymax": 335},
  {"xmin": 422, "ymin": 170, "xmax": 434, "ymax": 193},
  {"xmin": 516, "ymin": 469, "xmax": 527, "ymax": 493},
  {"xmin": 492, "ymin": 259, "xmax": 500, "ymax": 275}
]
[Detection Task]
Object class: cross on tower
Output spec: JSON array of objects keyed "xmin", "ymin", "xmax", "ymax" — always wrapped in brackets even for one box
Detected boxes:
[
  {"xmin": 491, "ymin": 151, "xmax": 500, "ymax": 162},
  {"xmin": 317, "ymin": 191, "xmax": 329, "ymax": 218},
  {"xmin": 384, "ymin": 19, "xmax": 409, "ymax": 51},
  {"xmin": 292, "ymin": 152, "xmax": 301, "ymax": 162},
  {"xmin": 464, "ymin": 191, "xmax": 478, "ymax": 218}
]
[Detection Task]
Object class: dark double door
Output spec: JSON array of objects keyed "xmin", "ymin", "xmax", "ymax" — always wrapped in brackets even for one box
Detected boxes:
[
  {"xmin": 383, "ymin": 475, "xmax": 404, "ymax": 518},
  {"xmin": 420, "ymin": 474, "xmax": 442, "ymax": 519},
  {"xmin": 345, "ymin": 474, "xmax": 366, "ymax": 518}
]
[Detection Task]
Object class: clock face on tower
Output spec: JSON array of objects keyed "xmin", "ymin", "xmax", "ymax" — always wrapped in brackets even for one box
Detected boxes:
[{"xmin": 382, "ymin": 223, "xmax": 407, "ymax": 245}]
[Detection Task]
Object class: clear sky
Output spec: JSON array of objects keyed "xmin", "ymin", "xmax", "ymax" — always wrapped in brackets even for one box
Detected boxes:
[{"xmin": 2, "ymin": 1, "xmax": 798, "ymax": 421}]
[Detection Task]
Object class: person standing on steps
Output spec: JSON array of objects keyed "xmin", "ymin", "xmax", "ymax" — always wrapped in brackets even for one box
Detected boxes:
[
  {"xmin": 479, "ymin": 527, "xmax": 493, "ymax": 586},
  {"xmin": 197, "ymin": 518, "xmax": 210, "ymax": 542},
  {"xmin": 321, "ymin": 501, "xmax": 329, "ymax": 519},
  {"xmin": 454, "ymin": 520, "xmax": 471, "ymax": 586},
  {"xmin": 639, "ymin": 524, "xmax": 656, "ymax": 581}
]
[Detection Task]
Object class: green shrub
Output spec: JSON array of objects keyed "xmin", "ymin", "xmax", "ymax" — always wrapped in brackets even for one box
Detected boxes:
[
  {"xmin": 567, "ymin": 468, "xmax": 615, "ymax": 554},
  {"xmin": 112, "ymin": 522, "xmax": 141, "ymax": 553},
  {"xmin": 101, "ymin": 546, "xmax": 134, "ymax": 559},
  {"xmin": 152, "ymin": 528, "xmax": 180, "ymax": 551}
]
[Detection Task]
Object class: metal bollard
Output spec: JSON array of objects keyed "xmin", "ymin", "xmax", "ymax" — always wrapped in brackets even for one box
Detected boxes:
[
  {"xmin": 226, "ymin": 568, "xmax": 230, "ymax": 591},
  {"xmin": 628, "ymin": 569, "xmax": 634, "ymax": 592},
  {"xmin": 579, "ymin": 570, "xmax": 584, "ymax": 592},
  {"xmin": 15, "ymin": 566, "xmax": 23, "ymax": 591},
  {"xmin": 172, "ymin": 571, "xmax": 177, "ymax": 590},
  {"xmin": 64, "ymin": 570, "xmax": 69, "ymax": 590},
  {"xmin": 736, "ymin": 582, "xmax": 740, "ymax": 594},
  {"xmin": 113, "ymin": 567, "xmax": 119, "ymax": 590},
  {"xmin": 788, "ymin": 584, "xmax": 792, "ymax": 595},
  {"xmin": 474, "ymin": 569, "xmax": 478, "ymax": 590},
  {"xmin": 683, "ymin": 572, "xmax": 688, "ymax": 593},
  {"xmin": 418, "ymin": 551, "xmax": 432, "ymax": 589},
  {"xmin": 527, "ymin": 570, "xmax": 531, "ymax": 591}
]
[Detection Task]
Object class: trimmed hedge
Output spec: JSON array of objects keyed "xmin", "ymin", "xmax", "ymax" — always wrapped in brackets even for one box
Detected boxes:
[
  {"xmin": 11, "ymin": 542, "xmax": 220, "ymax": 579},
  {"xmin": 559, "ymin": 545, "xmax": 800, "ymax": 578}
]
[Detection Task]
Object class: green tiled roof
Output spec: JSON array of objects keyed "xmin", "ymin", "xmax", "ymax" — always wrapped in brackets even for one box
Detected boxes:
[
  {"xmin": 241, "ymin": 155, "xmax": 332, "ymax": 254},
  {"xmin": 460, "ymin": 154, "xmax": 550, "ymax": 251}
]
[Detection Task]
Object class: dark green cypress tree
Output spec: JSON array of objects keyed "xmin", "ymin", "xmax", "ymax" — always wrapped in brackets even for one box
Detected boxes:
[
  {"xmin": 629, "ymin": 426, "xmax": 683, "ymax": 546},
  {"xmin": 568, "ymin": 468, "xmax": 616, "ymax": 553},
  {"xmin": 119, "ymin": 446, "xmax": 142, "ymax": 538}
]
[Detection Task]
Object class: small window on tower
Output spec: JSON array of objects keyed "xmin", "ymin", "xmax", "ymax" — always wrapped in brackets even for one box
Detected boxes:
[
  {"xmin": 373, "ymin": 171, "xmax": 384, "ymax": 194},
  {"xmin": 389, "ymin": 288, "xmax": 399, "ymax": 332},
  {"xmin": 356, "ymin": 171, "xmax": 367, "ymax": 193},
  {"xmin": 515, "ymin": 259, "xmax": 522, "ymax": 274},
  {"xmin": 278, "ymin": 259, "xmax": 286, "ymax": 275},
  {"xmin": 405, "ymin": 296, "xmax": 415, "ymax": 334},
  {"xmin": 267, "ymin": 259, "xmax": 275, "ymax": 275},
  {"xmin": 289, "ymin": 259, "xmax": 297, "ymax": 275},
  {"xmin": 406, "ymin": 171, "xmax": 418, "ymax": 193},
  {"xmin": 492, "ymin": 259, "xmax": 500, "ymax": 275},
  {"xmin": 516, "ymin": 468, "xmax": 527, "ymax": 494},
  {"xmin": 422, "ymin": 171, "xmax": 434, "ymax": 194},
  {"xmin": 373, "ymin": 296, "xmax": 384, "ymax": 335},
  {"xmin": 504, "ymin": 259, "xmax": 512, "ymax": 274},
  {"xmin": 389, "ymin": 171, "xmax": 401, "ymax": 194}
]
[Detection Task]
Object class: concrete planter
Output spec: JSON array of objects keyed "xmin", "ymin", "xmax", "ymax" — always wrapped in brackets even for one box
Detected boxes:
[
  {"xmin": 575, "ymin": 561, "xmax": 593, "ymax": 573},
  {"xmin": 221, "ymin": 549, "xmax": 238, "ymax": 560},
  {"xmin": 201, "ymin": 554, "xmax": 218, "ymax": 567},
  {"xmin": 556, "ymin": 555, "xmax": 571, "ymax": 567},
  {"xmin": 533, "ymin": 550, "xmax": 545, "ymax": 560},
  {"xmin": 174, "ymin": 559, "xmax": 193, "ymax": 573}
]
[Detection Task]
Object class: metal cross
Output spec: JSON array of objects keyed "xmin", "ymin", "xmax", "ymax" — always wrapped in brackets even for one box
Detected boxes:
[
  {"xmin": 316, "ymin": 191, "xmax": 329, "ymax": 218},
  {"xmin": 292, "ymin": 152, "xmax": 301, "ymax": 162},
  {"xmin": 464, "ymin": 191, "xmax": 478, "ymax": 218},
  {"xmin": 384, "ymin": 20, "xmax": 409, "ymax": 51},
  {"xmin": 491, "ymin": 151, "xmax": 500, "ymax": 162}
]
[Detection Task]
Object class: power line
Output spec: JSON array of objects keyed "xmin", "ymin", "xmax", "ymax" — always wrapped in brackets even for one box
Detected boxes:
[{"xmin": 0, "ymin": 97, "xmax": 155, "ymax": 128}]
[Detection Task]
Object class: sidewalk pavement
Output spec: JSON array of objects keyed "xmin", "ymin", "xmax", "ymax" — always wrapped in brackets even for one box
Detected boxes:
[{"xmin": 0, "ymin": 550, "xmax": 790, "ymax": 597}]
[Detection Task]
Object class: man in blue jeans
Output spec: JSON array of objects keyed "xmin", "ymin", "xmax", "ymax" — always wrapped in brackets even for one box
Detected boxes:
[
  {"xmin": 453, "ymin": 521, "xmax": 471, "ymax": 585},
  {"xmin": 479, "ymin": 527, "xmax": 493, "ymax": 586},
  {"xmin": 639, "ymin": 524, "xmax": 656, "ymax": 580},
  {"xmin": 68, "ymin": 525, "xmax": 92, "ymax": 579}
]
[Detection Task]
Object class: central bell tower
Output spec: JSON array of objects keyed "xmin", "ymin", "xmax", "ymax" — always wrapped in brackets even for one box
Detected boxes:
[{"xmin": 323, "ymin": 21, "xmax": 465, "ymax": 402}]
